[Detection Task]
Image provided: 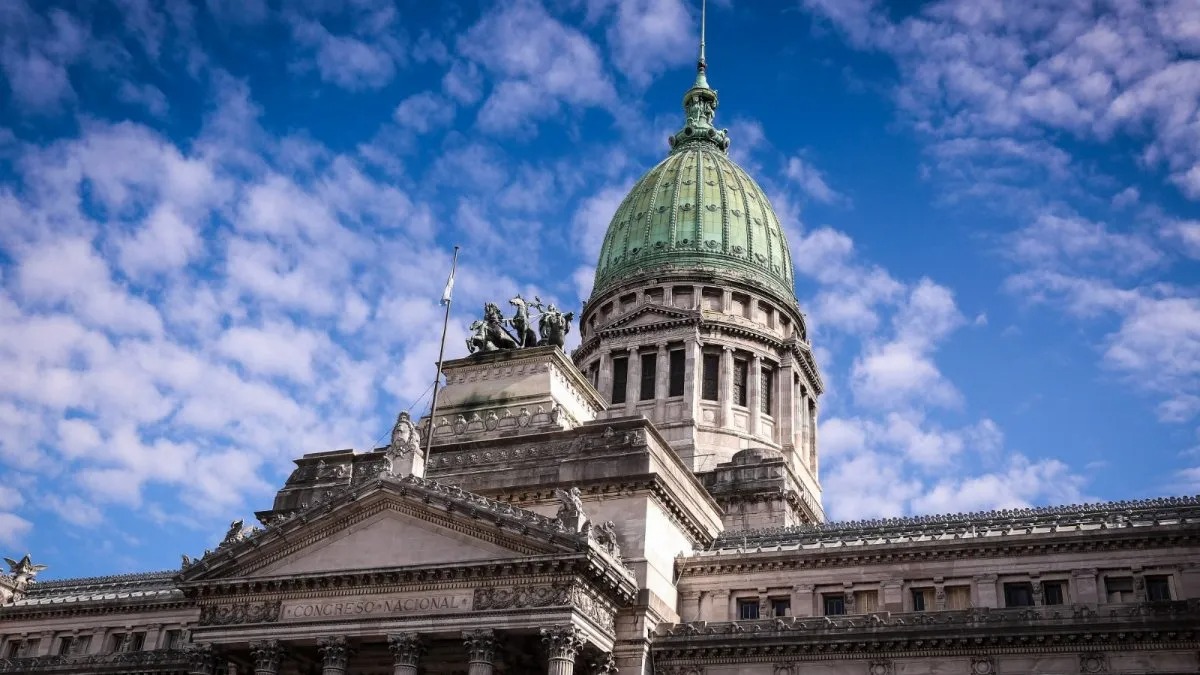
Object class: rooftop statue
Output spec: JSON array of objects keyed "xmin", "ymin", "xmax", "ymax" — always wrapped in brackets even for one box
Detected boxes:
[
  {"xmin": 466, "ymin": 295, "xmax": 574, "ymax": 353},
  {"xmin": 4, "ymin": 553, "xmax": 47, "ymax": 585},
  {"xmin": 385, "ymin": 410, "xmax": 422, "ymax": 476}
]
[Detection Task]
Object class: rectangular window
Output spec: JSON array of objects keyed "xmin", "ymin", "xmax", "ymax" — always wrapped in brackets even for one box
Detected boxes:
[
  {"xmin": 611, "ymin": 356, "xmax": 628, "ymax": 404},
  {"xmin": 1043, "ymin": 581, "xmax": 1066, "ymax": 605},
  {"xmin": 1146, "ymin": 576, "xmax": 1171, "ymax": 601},
  {"xmin": 58, "ymin": 637, "xmax": 73, "ymax": 656},
  {"xmin": 760, "ymin": 367, "xmax": 773, "ymax": 414},
  {"xmin": 165, "ymin": 630, "xmax": 182, "ymax": 650},
  {"xmin": 856, "ymin": 590, "xmax": 879, "ymax": 613},
  {"xmin": 640, "ymin": 353, "xmax": 656, "ymax": 400},
  {"xmin": 1106, "ymin": 577, "xmax": 1134, "ymax": 603},
  {"xmin": 823, "ymin": 594, "xmax": 846, "ymax": 616},
  {"xmin": 771, "ymin": 598, "xmax": 791, "ymax": 617},
  {"xmin": 1004, "ymin": 582, "xmax": 1035, "ymax": 607},
  {"xmin": 668, "ymin": 349, "xmax": 685, "ymax": 396},
  {"xmin": 5, "ymin": 641, "xmax": 19, "ymax": 658},
  {"xmin": 74, "ymin": 636, "xmax": 90, "ymax": 655},
  {"xmin": 737, "ymin": 598, "xmax": 760, "ymax": 620},
  {"xmin": 733, "ymin": 358, "xmax": 748, "ymax": 406},
  {"xmin": 108, "ymin": 633, "xmax": 125, "ymax": 653},
  {"xmin": 130, "ymin": 633, "xmax": 145, "ymax": 652},
  {"xmin": 22, "ymin": 640, "xmax": 39, "ymax": 657},
  {"xmin": 701, "ymin": 353, "xmax": 720, "ymax": 401},
  {"xmin": 912, "ymin": 588, "xmax": 931, "ymax": 612},
  {"xmin": 945, "ymin": 585, "xmax": 971, "ymax": 609}
]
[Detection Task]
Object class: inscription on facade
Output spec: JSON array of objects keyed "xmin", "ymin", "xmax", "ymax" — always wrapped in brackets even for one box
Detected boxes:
[{"xmin": 280, "ymin": 592, "xmax": 472, "ymax": 621}]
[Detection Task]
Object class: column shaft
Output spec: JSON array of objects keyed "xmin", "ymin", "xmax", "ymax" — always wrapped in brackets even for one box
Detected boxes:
[
  {"xmin": 625, "ymin": 346, "xmax": 639, "ymax": 414},
  {"xmin": 719, "ymin": 347, "xmax": 733, "ymax": 427},
  {"xmin": 749, "ymin": 354, "xmax": 762, "ymax": 436},
  {"xmin": 597, "ymin": 350, "xmax": 613, "ymax": 407}
]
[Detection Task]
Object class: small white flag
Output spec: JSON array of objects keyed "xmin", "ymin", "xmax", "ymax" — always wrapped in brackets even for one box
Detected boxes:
[{"xmin": 441, "ymin": 268, "xmax": 455, "ymax": 305}]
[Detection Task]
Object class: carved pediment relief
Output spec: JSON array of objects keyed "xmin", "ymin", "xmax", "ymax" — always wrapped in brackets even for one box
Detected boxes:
[
  {"xmin": 180, "ymin": 476, "xmax": 581, "ymax": 583},
  {"xmin": 600, "ymin": 305, "xmax": 695, "ymax": 332}
]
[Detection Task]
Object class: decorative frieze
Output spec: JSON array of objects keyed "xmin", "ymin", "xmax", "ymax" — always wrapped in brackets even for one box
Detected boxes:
[{"xmin": 199, "ymin": 599, "xmax": 281, "ymax": 625}]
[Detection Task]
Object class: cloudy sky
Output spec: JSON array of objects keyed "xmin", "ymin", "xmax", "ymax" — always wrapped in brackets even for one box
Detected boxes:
[{"xmin": 0, "ymin": 0, "xmax": 1197, "ymax": 579}]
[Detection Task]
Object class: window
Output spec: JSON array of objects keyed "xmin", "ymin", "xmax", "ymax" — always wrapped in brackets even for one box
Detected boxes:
[
  {"xmin": 771, "ymin": 598, "xmax": 791, "ymax": 617},
  {"xmin": 733, "ymin": 358, "xmax": 748, "ymax": 406},
  {"xmin": 108, "ymin": 633, "xmax": 126, "ymax": 653},
  {"xmin": 912, "ymin": 588, "xmax": 932, "ymax": 612},
  {"xmin": 20, "ymin": 640, "xmax": 38, "ymax": 657},
  {"xmin": 611, "ymin": 356, "xmax": 628, "ymax": 404},
  {"xmin": 945, "ymin": 585, "xmax": 971, "ymax": 610},
  {"xmin": 1106, "ymin": 577, "xmax": 1134, "ymax": 603},
  {"xmin": 165, "ymin": 630, "xmax": 183, "ymax": 650},
  {"xmin": 1146, "ymin": 575, "xmax": 1171, "ymax": 601},
  {"xmin": 640, "ymin": 353, "xmax": 657, "ymax": 400},
  {"xmin": 823, "ymin": 594, "xmax": 846, "ymax": 616},
  {"xmin": 760, "ymin": 367, "xmax": 773, "ymax": 414},
  {"xmin": 668, "ymin": 349, "xmax": 685, "ymax": 396},
  {"xmin": 1004, "ymin": 582, "xmax": 1035, "ymax": 607},
  {"xmin": 58, "ymin": 636, "xmax": 74, "ymax": 655},
  {"xmin": 129, "ymin": 633, "xmax": 145, "ymax": 651},
  {"xmin": 73, "ymin": 636, "xmax": 90, "ymax": 655},
  {"xmin": 856, "ymin": 590, "xmax": 879, "ymax": 613},
  {"xmin": 4, "ymin": 641, "xmax": 19, "ymax": 658},
  {"xmin": 737, "ymin": 598, "xmax": 760, "ymax": 620},
  {"xmin": 701, "ymin": 353, "xmax": 720, "ymax": 401},
  {"xmin": 1043, "ymin": 581, "xmax": 1066, "ymax": 605}
]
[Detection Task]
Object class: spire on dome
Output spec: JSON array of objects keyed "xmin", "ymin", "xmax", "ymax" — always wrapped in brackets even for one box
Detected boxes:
[{"xmin": 669, "ymin": 0, "xmax": 729, "ymax": 153}]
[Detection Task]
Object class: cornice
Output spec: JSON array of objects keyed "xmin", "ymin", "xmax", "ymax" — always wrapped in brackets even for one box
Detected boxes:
[
  {"xmin": 681, "ymin": 527, "xmax": 1200, "ymax": 577},
  {"xmin": 0, "ymin": 596, "xmax": 194, "ymax": 622}
]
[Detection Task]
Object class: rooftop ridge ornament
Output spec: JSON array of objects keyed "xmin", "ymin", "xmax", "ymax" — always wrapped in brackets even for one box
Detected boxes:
[{"xmin": 669, "ymin": 0, "xmax": 730, "ymax": 153}]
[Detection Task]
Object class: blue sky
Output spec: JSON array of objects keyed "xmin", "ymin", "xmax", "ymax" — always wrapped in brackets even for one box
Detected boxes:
[{"xmin": 0, "ymin": 0, "xmax": 1197, "ymax": 579}]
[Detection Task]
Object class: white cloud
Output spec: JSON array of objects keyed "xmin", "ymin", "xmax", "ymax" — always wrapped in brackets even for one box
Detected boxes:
[
  {"xmin": 591, "ymin": 0, "xmax": 694, "ymax": 87},
  {"xmin": 785, "ymin": 156, "xmax": 845, "ymax": 204},
  {"xmin": 393, "ymin": 92, "xmax": 455, "ymax": 134},
  {"xmin": 458, "ymin": 0, "xmax": 618, "ymax": 133}
]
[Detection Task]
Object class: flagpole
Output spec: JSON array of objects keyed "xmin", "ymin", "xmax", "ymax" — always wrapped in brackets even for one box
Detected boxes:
[{"xmin": 425, "ymin": 245, "xmax": 460, "ymax": 456}]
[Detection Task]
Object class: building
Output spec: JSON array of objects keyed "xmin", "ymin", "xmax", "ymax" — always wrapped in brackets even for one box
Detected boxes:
[{"xmin": 3, "ymin": 21, "xmax": 1200, "ymax": 675}]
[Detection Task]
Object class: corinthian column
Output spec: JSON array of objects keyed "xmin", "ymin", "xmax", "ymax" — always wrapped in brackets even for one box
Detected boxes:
[
  {"xmin": 184, "ymin": 643, "xmax": 220, "ymax": 675},
  {"xmin": 249, "ymin": 639, "xmax": 283, "ymax": 675},
  {"xmin": 318, "ymin": 636, "xmax": 350, "ymax": 675},
  {"xmin": 541, "ymin": 625, "xmax": 585, "ymax": 675},
  {"xmin": 462, "ymin": 629, "xmax": 497, "ymax": 675},
  {"xmin": 388, "ymin": 633, "xmax": 424, "ymax": 675}
]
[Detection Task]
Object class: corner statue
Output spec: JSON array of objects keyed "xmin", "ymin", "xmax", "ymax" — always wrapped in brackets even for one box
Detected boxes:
[
  {"xmin": 466, "ymin": 294, "xmax": 574, "ymax": 353},
  {"xmin": 4, "ymin": 554, "xmax": 47, "ymax": 585}
]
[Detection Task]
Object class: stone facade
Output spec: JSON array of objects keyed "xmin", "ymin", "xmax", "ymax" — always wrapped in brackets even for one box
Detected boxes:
[{"xmin": 3, "ymin": 25, "xmax": 1200, "ymax": 675}]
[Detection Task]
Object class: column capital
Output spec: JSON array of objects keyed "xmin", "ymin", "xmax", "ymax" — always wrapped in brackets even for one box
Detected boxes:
[
  {"xmin": 462, "ymin": 629, "xmax": 497, "ymax": 665},
  {"xmin": 249, "ymin": 639, "xmax": 284, "ymax": 675},
  {"xmin": 388, "ymin": 633, "xmax": 424, "ymax": 667},
  {"xmin": 540, "ymin": 625, "xmax": 585, "ymax": 661},
  {"xmin": 184, "ymin": 643, "xmax": 220, "ymax": 675},
  {"xmin": 317, "ymin": 636, "xmax": 351, "ymax": 674}
]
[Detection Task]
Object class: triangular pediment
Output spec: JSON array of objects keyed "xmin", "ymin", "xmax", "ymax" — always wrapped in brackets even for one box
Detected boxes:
[
  {"xmin": 181, "ymin": 475, "xmax": 581, "ymax": 583},
  {"xmin": 249, "ymin": 507, "xmax": 521, "ymax": 577},
  {"xmin": 602, "ymin": 305, "xmax": 695, "ymax": 332}
]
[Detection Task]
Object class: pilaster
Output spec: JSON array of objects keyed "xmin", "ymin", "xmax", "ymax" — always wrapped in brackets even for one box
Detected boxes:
[
  {"xmin": 598, "ymin": 350, "xmax": 613, "ymax": 405},
  {"xmin": 749, "ymin": 353, "xmax": 762, "ymax": 436},
  {"xmin": 720, "ymin": 346, "xmax": 733, "ymax": 427},
  {"xmin": 655, "ymin": 342, "xmax": 669, "ymax": 418},
  {"xmin": 625, "ymin": 345, "xmax": 639, "ymax": 414},
  {"xmin": 974, "ymin": 574, "xmax": 999, "ymax": 608}
]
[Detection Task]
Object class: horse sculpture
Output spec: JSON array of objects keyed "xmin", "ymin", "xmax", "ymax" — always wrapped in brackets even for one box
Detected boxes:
[
  {"xmin": 535, "ymin": 297, "xmax": 574, "ymax": 349},
  {"xmin": 508, "ymin": 294, "xmax": 539, "ymax": 348}
]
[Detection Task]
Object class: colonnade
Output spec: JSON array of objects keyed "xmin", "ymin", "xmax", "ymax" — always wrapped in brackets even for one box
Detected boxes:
[{"xmin": 186, "ymin": 625, "xmax": 615, "ymax": 675}]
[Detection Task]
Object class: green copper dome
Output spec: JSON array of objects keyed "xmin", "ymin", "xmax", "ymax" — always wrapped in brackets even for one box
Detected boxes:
[{"xmin": 591, "ymin": 54, "xmax": 795, "ymax": 303}]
